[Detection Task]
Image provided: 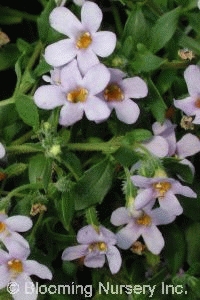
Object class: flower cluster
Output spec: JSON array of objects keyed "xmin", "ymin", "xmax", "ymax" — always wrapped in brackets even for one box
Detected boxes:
[
  {"xmin": 34, "ymin": 1, "xmax": 148, "ymax": 127},
  {"xmin": 0, "ymin": 214, "xmax": 52, "ymax": 300}
]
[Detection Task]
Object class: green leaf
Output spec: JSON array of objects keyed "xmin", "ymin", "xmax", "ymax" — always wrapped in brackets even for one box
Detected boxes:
[
  {"xmin": 122, "ymin": 6, "xmax": 148, "ymax": 51},
  {"xmin": 162, "ymin": 224, "xmax": 186, "ymax": 275},
  {"xmin": 15, "ymin": 94, "xmax": 39, "ymax": 129},
  {"xmin": 150, "ymin": 7, "xmax": 181, "ymax": 53},
  {"xmin": 0, "ymin": 5, "xmax": 22, "ymax": 25},
  {"xmin": 61, "ymin": 152, "xmax": 83, "ymax": 180},
  {"xmin": 73, "ymin": 159, "xmax": 115, "ymax": 210},
  {"xmin": 185, "ymin": 222, "xmax": 200, "ymax": 266},
  {"xmin": 146, "ymin": 78, "xmax": 167, "ymax": 123},
  {"xmin": 58, "ymin": 191, "xmax": 75, "ymax": 231},
  {"xmin": 132, "ymin": 44, "xmax": 166, "ymax": 73},
  {"xmin": 0, "ymin": 44, "xmax": 20, "ymax": 71},
  {"xmin": 113, "ymin": 146, "xmax": 140, "ymax": 167},
  {"xmin": 5, "ymin": 163, "xmax": 27, "ymax": 178},
  {"xmin": 124, "ymin": 128, "xmax": 152, "ymax": 144},
  {"xmin": 28, "ymin": 154, "xmax": 52, "ymax": 190},
  {"xmin": 162, "ymin": 158, "xmax": 194, "ymax": 184}
]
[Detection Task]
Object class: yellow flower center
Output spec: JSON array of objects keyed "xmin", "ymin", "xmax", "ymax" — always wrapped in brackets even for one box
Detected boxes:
[
  {"xmin": 7, "ymin": 259, "xmax": 23, "ymax": 274},
  {"xmin": 104, "ymin": 83, "xmax": 124, "ymax": 102},
  {"xmin": 153, "ymin": 181, "xmax": 171, "ymax": 197},
  {"xmin": 195, "ymin": 97, "xmax": 200, "ymax": 108},
  {"xmin": 88, "ymin": 242, "xmax": 107, "ymax": 252},
  {"xmin": 67, "ymin": 88, "xmax": 88, "ymax": 103},
  {"xmin": 0, "ymin": 222, "xmax": 6, "ymax": 233},
  {"xmin": 136, "ymin": 213, "xmax": 152, "ymax": 226},
  {"xmin": 76, "ymin": 32, "xmax": 92, "ymax": 49}
]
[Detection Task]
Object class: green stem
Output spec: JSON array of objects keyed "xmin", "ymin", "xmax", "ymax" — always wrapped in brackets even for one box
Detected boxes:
[
  {"xmin": 0, "ymin": 98, "xmax": 15, "ymax": 107},
  {"xmin": 5, "ymin": 183, "xmax": 44, "ymax": 200},
  {"xmin": 85, "ymin": 207, "xmax": 99, "ymax": 229},
  {"xmin": 112, "ymin": 4, "xmax": 124, "ymax": 37},
  {"xmin": 27, "ymin": 212, "xmax": 44, "ymax": 246},
  {"xmin": 7, "ymin": 144, "xmax": 43, "ymax": 154},
  {"xmin": 67, "ymin": 142, "xmax": 120, "ymax": 153},
  {"xmin": 0, "ymin": 5, "xmax": 38, "ymax": 22},
  {"xmin": 11, "ymin": 131, "xmax": 34, "ymax": 145}
]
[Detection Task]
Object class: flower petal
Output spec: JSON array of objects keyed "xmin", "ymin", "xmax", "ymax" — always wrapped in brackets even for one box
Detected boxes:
[
  {"xmin": 173, "ymin": 96, "xmax": 197, "ymax": 116},
  {"xmin": 49, "ymin": 7, "xmax": 82, "ymax": 37},
  {"xmin": 113, "ymin": 99, "xmax": 140, "ymax": 124},
  {"xmin": 106, "ymin": 246, "xmax": 122, "ymax": 274},
  {"xmin": 62, "ymin": 245, "xmax": 88, "ymax": 260},
  {"xmin": 172, "ymin": 181, "xmax": 197, "ymax": 198},
  {"xmin": 6, "ymin": 216, "xmax": 32, "ymax": 232},
  {"xmin": 99, "ymin": 226, "xmax": 116, "ymax": 245},
  {"xmin": 34, "ymin": 85, "xmax": 65, "ymax": 109},
  {"xmin": 110, "ymin": 207, "xmax": 131, "ymax": 226},
  {"xmin": 44, "ymin": 39, "xmax": 77, "ymax": 67},
  {"xmin": 84, "ymin": 252, "xmax": 105, "ymax": 268},
  {"xmin": 15, "ymin": 274, "xmax": 37, "ymax": 300},
  {"xmin": 77, "ymin": 225, "xmax": 100, "ymax": 244},
  {"xmin": 116, "ymin": 224, "xmax": 141, "ymax": 250},
  {"xmin": 84, "ymin": 96, "xmax": 111, "ymax": 121},
  {"xmin": 134, "ymin": 189, "xmax": 155, "ymax": 210},
  {"xmin": 184, "ymin": 64, "xmax": 200, "ymax": 96},
  {"xmin": 131, "ymin": 175, "xmax": 152, "ymax": 188},
  {"xmin": 77, "ymin": 48, "xmax": 100, "ymax": 75},
  {"xmin": 160, "ymin": 192, "xmax": 183, "ymax": 216},
  {"xmin": 23, "ymin": 260, "xmax": 52, "ymax": 280},
  {"xmin": 151, "ymin": 207, "xmax": 176, "ymax": 225},
  {"xmin": 0, "ymin": 143, "xmax": 5, "ymax": 159},
  {"xmin": 0, "ymin": 265, "xmax": 9, "ymax": 288},
  {"xmin": 59, "ymin": 103, "xmax": 84, "ymax": 126},
  {"xmin": 176, "ymin": 133, "xmax": 200, "ymax": 158},
  {"xmin": 143, "ymin": 136, "xmax": 169, "ymax": 158},
  {"xmin": 81, "ymin": 2, "xmax": 102, "ymax": 33},
  {"xmin": 122, "ymin": 77, "xmax": 148, "ymax": 99},
  {"xmin": 142, "ymin": 226, "xmax": 164, "ymax": 255},
  {"xmin": 83, "ymin": 63, "xmax": 110, "ymax": 95},
  {"xmin": 92, "ymin": 31, "xmax": 116, "ymax": 57},
  {"xmin": 60, "ymin": 59, "xmax": 82, "ymax": 89}
]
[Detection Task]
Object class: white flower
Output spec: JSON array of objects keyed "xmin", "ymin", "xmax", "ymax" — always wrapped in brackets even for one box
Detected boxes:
[
  {"xmin": 0, "ymin": 214, "xmax": 32, "ymax": 249},
  {"xmin": 44, "ymin": 1, "xmax": 116, "ymax": 74},
  {"xmin": 0, "ymin": 242, "xmax": 52, "ymax": 300},
  {"xmin": 0, "ymin": 143, "xmax": 5, "ymax": 159}
]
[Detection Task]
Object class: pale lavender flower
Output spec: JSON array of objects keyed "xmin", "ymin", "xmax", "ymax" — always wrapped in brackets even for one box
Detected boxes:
[
  {"xmin": 110, "ymin": 206, "xmax": 175, "ymax": 254},
  {"xmin": 44, "ymin": 2, "xmax": 116, "ymax": 74},
  {"xmin": 0, "ymin": 142, "xmax": 5, "ymax": 159},
  {"xmin": 42, "ymin": 67, "xmax": 62, "ymax": 85},
  {"xmin": 0, "ymin": 241, "xmax": 52, "ymax": 300},
  {"xmin": 99, "ymin": 68, "xmax": 148, "ymax": 124},
  {"xmin": 151, "ymin": 119, "xmax": 200, "ymax": 174},
  {"xmin": 0, "ymin": 214, "xmax": 32, "ymax": 248},
  {"xmin": 131, "ymin": 175, "xmax": 197, "ymax": 216},
  {"xmin": 34, "ymin": 60, "xmax": 111, "ymax": 126},
  {"xmin": 62, "ymin": 224, "xmax": 122, "ymax": 274},
  {"xmin": 174, "ymin": 65, "xmax": 200, "ymax": 124}
]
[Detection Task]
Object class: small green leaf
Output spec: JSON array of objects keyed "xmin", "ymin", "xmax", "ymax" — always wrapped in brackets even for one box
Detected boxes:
[
  {"xmin": 5, "ymin": 163, "xmax": 27, "ymax": 178},
  {"xmin": 73, "ymin": 159, "xmax": 115, "ymax": 210},
  {"xmin": 28, "ymin": 154, "xmax": 52, "ymax": 190},
  {"xmin": 146, "ymin": 78, "xmax": 167, "ymax": 123},
  {"xmin": 59, "ymin": 191, "xmax": 75, "ymax": 231},
  {"xmin": 124, "ymin": 128, "xmax": 152, "ymax": 144},
  {"xmin": 150, "ymin": 7, "xmax": 181, "ymax": 53},
  {"xmin": 163, "ymin": 224, "xmax": 186, "ymax": 275},
  {"xmin": 113, "ymin": 146, "xmax": 140, "ymax": 167},
  {"xmin": 185, "ymin": 222, "xmax": 200, "ymax": 266},
  {"xmin": 122, "ymin": 6, "xmax": 148, "ymax": 50},
  {"xmin": 15, "ymin": 94, "xmax": 39, "ymax": 129},
  {"xmin": 0, "ymin": 44, "xmax": 20, "ymax": 71},
  {"xmin": 132, "ymin": 44, "xmax": 166, "ymax": 73}
]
